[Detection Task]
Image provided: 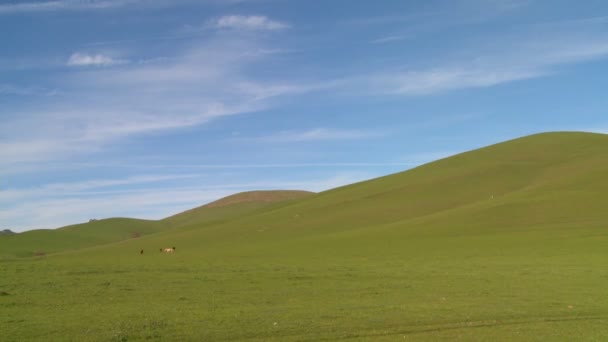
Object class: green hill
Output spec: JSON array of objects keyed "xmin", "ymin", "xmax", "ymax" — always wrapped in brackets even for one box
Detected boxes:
[
  {"xmin": 0, "ymin": 218, "xmax": 168, "ymax": 258},
  {"xmin": 3, "ymin": 132, "xmax": 608, "ymax": 341},
  {"xmin": 154, "ymin": 131, "xmax": 608, "ymax": 241},
  {"xmin": 0, "ymin": 190, "xmax": 313, "ymax": 259},
  {"xmin": 162, "ymin": 190, "xmax": 314, "ymax": 228}
]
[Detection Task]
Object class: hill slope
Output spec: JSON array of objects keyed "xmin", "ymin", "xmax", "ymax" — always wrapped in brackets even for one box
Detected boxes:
[
  {"xmin": 0, "ymin": 218, "xmax": 168, "ymax": 258},
  {"xmin": 3, "ymin": 132, "xmax": 608, "ymax": 341},
  {"xmin": 157, "ymin": 131, "xmax": 608, "ymax": 243},
  {"xmin": 162, "ymin": 190, "xmax": 314, "ymax": 228},
  {"xmin": 0, "ymin": 190, "xmax": 313, "ymax": 258}
]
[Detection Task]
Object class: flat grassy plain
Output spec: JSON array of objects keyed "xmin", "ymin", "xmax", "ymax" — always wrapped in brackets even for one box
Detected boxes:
[{"xmin": 2, "ymin": 132, "xmax": 608, "ymax": 341}]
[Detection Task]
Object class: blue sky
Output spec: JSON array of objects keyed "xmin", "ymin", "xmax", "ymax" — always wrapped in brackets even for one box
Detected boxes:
[{"xmin": 1, "ymin": 0, "xmax": 608, "ymax": 231}]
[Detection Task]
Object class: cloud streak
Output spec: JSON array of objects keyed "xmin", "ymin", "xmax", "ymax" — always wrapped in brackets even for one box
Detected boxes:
[
  {"xmin": 371, "ymin": 35, "xmax": 407, "ymax": 44},
  {"xmin": 0, "ymin": 0, "xmax": 194, "ymax": 14},
  {"xmin": 0, "ymin": 172, "xmax": 372, "ymax": 231},
  {"xmin": 0, "ymin": 84, "xmax": 58, "ymax": 96},
  {"xmin": 360, "ymin": 19, "xmax": 608, "ymax": 95},
  {"xmin": 67, "ymin": 53, "xmax": 127, "ymax": 67},
  {"xmin": 209, "ymin": 15, "xmax": 290, "ymax": 31},
  {"xmin": 0, "ymin": 0, "xmax": 138, "ymax": 13},
  {"xmin": 248, "ymin": 128, "xmax": 386, "ymax": 143},
  {"xmin": 1, "ymin": 34, "xmax": 309, "ymax": 171},
  {"xmin": 371, "ymin": 67, "xmax": 542, "ymax": 95},
  {"xmin": 0, "ymin": 174, "xmax": 200, "ymax": 202}
]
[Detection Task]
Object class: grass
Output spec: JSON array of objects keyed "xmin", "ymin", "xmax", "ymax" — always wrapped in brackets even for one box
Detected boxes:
[
  {"xmin": 0, "ymin": 190, "xmax": 313, "ymax": 259},
  {"xmin": 162, "ymin": 190, "xmax": 314, "ymax": 229},
  {"xmin": 0, "ymin": 218, "xmax": 168, "ymax": 259},
  {"xmin": 1, "ymin": 132, "xmax": 608, "ymax": 340}
]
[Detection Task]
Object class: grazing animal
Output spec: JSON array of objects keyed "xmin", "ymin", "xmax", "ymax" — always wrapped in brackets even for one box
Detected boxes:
[
  {"xmin": 161, "ymin": 247, "xmax": 175, "ymax": 253},
  {"xmin": 140, "ymin": 249, "xmax": 144, "ymax": 255}
]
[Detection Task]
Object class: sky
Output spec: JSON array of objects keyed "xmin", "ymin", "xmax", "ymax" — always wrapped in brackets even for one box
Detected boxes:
[{"xmin": 1, "ymin": 0, "xmax": 608, "ymax": 232}]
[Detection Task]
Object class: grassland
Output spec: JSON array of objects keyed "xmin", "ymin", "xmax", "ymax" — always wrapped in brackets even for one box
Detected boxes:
[
  {"xmin": 1, "ymin": 132, "xmax": 608, "ymax": 341},
  {"xmin": 0, "ymin": 190, "xmax": 313, "ymax": 259}
]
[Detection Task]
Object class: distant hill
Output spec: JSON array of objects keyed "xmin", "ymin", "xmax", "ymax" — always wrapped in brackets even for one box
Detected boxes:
[
  {"xmin": 0, "ymin": 190, "xmax": 314, "ymax": 258},
  {"xmin": 0, "ymin": 218, "xmax": 167, "ymax": 258},
  {"xmin": 136, "ymin": 131, "xmax": 608, "ymax": 245},
  {"xmin": 0, "ymin": 229, "xmax": 15, "ymax": 235},
  {"xmin": 203, "ymin": 190, "xmax": 314, "ymax": 208},
  {"xmin": 162, "ymin": 190, "xmax": 314, "ymax": 228},
  {"xmin": 4, "ymin": 131, "xmax": 608, "ymax": 341},
  {"xmin": 4, "ymin": 132, "xmax": 608, "ymax": 259}
]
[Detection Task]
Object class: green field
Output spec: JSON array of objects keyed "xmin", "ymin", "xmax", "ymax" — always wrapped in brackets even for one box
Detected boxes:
[
  {"xmin": 2, "ymin": 132, "xmax": 608, "ymax": 341},
  {"xmin": 0, "ymin": 190, "xmax": 313, "ymax": 259}
]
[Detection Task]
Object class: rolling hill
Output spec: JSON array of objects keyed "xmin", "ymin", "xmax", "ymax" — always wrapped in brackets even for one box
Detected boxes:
[
  {"xmin": 3, "ymin": 132, "xmax": 607, "ymax": 256},
  {"xmin": 162, "ymin": 190, "xmax": 314, "ymax": 228},
  {"xmin": 0, "ymin": 190, "xmax": 313, "ymax": 259},
  {"xmin": 147, "ymin": 131, "xmax": 608, "ymax": 243},
  {"xmin": 0, "ymin": 218, "xmax": 168, "ymax": 258},
  {"xmin": 3, "ymin": 132, "xmax": 608, "ymax": 341}
]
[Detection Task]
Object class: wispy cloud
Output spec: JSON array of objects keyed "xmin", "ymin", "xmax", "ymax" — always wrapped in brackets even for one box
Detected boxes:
[
  {"xmin": 0, "ymin": 103, "xmax": 259, "ymax": 169},
  {"xmin": 209, "ymin": 15, "xmax": 290, "ymax": 31},
  {"xmin": 371, "ymin": 35, "xmax": 407, "ymax": 44},
  {"xmin": 0, "ymin": 84, "xmax": 58, "ymax": 96},
  {"xmin": 0, "ymin": 188, "xmax": 230, "ymax": 232},
  {"xmin": 0, "ymin": 174, "xmax": 199, "ymax": 202},
  {"xmin": 2, "ymin": 162, "xmax": 413, "ymax": 176},
  {"xmin": 1, "ymin": 33, "xmax": 312, "ymax": 172},
  {"xmin": 0, "ymin": 0, "xmax": 138, "ymax": 13},
  {"xmin": 361, "ymin": 18, "xmax": 608, "ymax": 95},
  {"xmin": 245, "ymin": 128, "xmax": 386, "ymax": 143},
  {"xmin": 0, "ymin": 172, "xmax": 372, "ymax": 231},
  {"xmin": 370, "ymin": 67, "xmax": 542, "ymax": 95},
  {"xmin": 67, "ymin": 53, "xmax": 128, "ymax": 67},
  {"xmin": 0, "ymin": 0, "xmax": 197, "ymax": 14},
  {"xmin": 0, "ymin": 140, "xmax": 84, "ymax": 166}
]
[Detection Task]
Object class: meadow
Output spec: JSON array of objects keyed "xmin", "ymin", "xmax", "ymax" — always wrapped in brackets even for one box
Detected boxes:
[{"xmin": 2, "ymin": 132, "xmax": 608, "ymax": 341}]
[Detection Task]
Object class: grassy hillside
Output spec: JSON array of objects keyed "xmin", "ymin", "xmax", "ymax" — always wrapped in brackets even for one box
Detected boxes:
[
  {"xmin": 2, "ymin": 132, "xmax": 608, "ymax": 341},
  {"xmin": 159, "ymin": 131, "xmax": 608, "ymax": 240},
  {"xmin": 162, "ymin": 190, "xmax": 314, "ymax": 228},
  {"xmin": 0, "ymin": 190, "xmax": 313, "ymax": 259},
  {"xmin": 0, "ymin": 218, "xmax": 168, "ymax": 259}
]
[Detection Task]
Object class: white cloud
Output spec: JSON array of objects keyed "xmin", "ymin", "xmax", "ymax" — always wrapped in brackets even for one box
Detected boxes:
[
  {"xmin": 1, "ymin": 35, "xmax": 316, "ymax": 172},
  {"xmin": 0, "ymin": 0, "xmax": 132, "ymax": 13},
  {"xmin": 0, "ymin": 188, "xmax": 230, "ymax": 232},
  {"xmin": 0, "ymin": 103, "xmax": 259, "ymax": 171},
  {"xmin": 0, "ymin": 140, "xmax": 83, "ymax": 165},
  {"xmin": 371, "ymin": 67, "xmax": 542, "ymax": 95},
  {"xmin": 0, "ymin": 172, "xmax": 373, "ymax": 231},
  {"xmin": 1, "ymin": 162, "xmax": 412, "ymax": 176},
  {"xmin": 0, "ymin": 84, "xmax": 58, "ymax": 96},
  {"xmin": 362, "ymin": 21, "xmax": 608, "ymax": 96},
  {"xmin": 247, "ymin": 128, "xmax": 386, "ymax": 143},
  {"xmin": 234, "ymin": 81, "xmax": 333, "ymax": 100},
  {"xmin": 371, "ymin": 35, "xmax": 407, "ymax": 44},
  {"xmin": 0, "ymin": 1, "xmax": 70, "ymax": 13},
  {"xmin": 209, "ymin": 15, "xmax": 290, "ymax": 31},
  {"xmin": 0, "ymin": 0, "xmax": 188, "ymax": 14},
  {"xmin": 0, "ymin": 174, "xmax": 201, "ymax": 202},
  {"xmin": 67, "ymin": 53, "xmax": 127, "ymax": 67}
]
